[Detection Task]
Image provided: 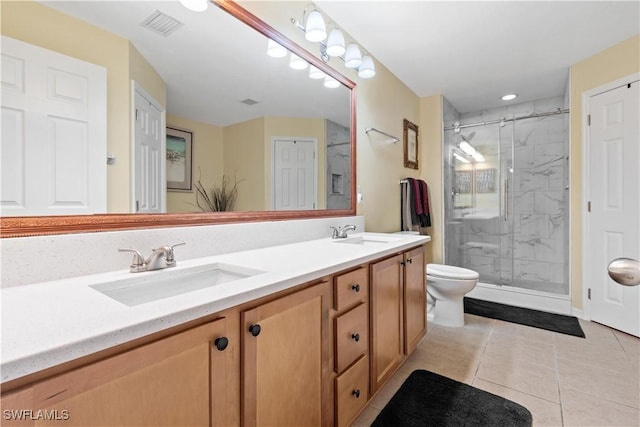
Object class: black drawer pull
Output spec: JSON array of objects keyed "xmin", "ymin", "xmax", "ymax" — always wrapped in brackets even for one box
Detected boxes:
[
  {"xmin": 351, "ymin": 284, "xmax": 360, "ymax": 292},
  {"xmin": 213, "ymin": 337, "xmax": 229, "ymax": 351},
  {"xmin": 248, "ymin": 324, "xmax": 261, "ymax": 337},
  {"xmin": 351, "ymin": 333, "xmax": 360, "ymax": 342},
  {"xmin": 352, "ymin": 389, "xmax": 361, "ymax": 399}
]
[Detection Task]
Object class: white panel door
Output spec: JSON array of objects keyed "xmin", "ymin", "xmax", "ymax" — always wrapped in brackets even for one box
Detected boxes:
[
  {"xmin": 0, "ymin": 36, "xmax": 106, "ymax": 216},
  {"xmin": 133, "ymin": 83, "xmax": 165, "ymax": 213},
  {"xmin": 587, "ymin": 80, "xmax": 640, "ymax": 337},
  {"xmin": 272, "ymin": 138, "xmax": 317, "ymax": 210}
]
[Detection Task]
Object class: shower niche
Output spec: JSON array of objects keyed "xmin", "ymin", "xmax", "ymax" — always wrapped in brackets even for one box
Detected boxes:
[{"xmin": 443, "ymin": 96, "xmax": 570, "ymax": 298}]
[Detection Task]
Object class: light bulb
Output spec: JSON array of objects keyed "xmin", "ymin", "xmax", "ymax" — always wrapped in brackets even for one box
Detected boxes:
[
  {"xmin": 305, "ymin": 10, "xmax": 327, "ymax": 42},
  {"xmin": 325, "ymin": 29, "xmax": 345, "ymax": 57},
  {"xmin": 267, "ymin": 39, "xmax": 287, "ymax": 58},
  {"xmin": 309, "ymin": 65, "xmax": 324, "ymax": 79},
  {"xmin": 289, "ymin": 53, "xmax": 307, "ymax": 70},
  {"xmin": 344, "ymin": 44, "xmax": 362, "ymax": 69},
  {"xmin": 324, "ymin": 75, "xmax": 340, "ymax": 88},
  {"xmin": 179, "ymin": 0, "xmax": 208, "ymax": 12},
  {"xmin": 358, "ymin": 55, "xmax": 375, "ymax": 79}
]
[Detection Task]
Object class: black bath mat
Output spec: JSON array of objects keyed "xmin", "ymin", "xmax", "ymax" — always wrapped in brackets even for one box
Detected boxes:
[
  {"xmin": 372, "ymin": 370, "xmax": 532, "ymax": 427},
  {"xmin": 464, "ymin": 297, "xmax": 585, "ymax": 338}
]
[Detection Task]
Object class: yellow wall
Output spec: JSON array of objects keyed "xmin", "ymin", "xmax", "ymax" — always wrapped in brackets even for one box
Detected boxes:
[
  {"xmin": 224, "ymin": 118, "xmax": 266, "ymax": 212},
  {"xmin": 130, "ymin": 45, "xmax": 167, "ymax": 109},
  {"xmin": 166, "ymin": 115, "xmax": 224, "ymax": 213},
  {"xmin": 420, "ymin": 95, "xmax": 444, "ymax": 264},
  {"xmin": 569, "ymin": 34, "xmax": 640, "ymax": 310}
]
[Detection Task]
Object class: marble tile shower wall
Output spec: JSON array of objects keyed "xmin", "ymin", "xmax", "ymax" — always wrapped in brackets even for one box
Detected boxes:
[{"xmin": 457, "ymin": 96, "xmax": 569, "ymax": 295}]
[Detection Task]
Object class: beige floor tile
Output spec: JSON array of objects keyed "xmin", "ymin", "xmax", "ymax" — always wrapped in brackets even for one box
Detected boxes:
[
  {"xmin": 366, "ymin": 363, "xmax": 413, "ymax": 411},
  {"xmin": 350, "ymin": 403, "xmax": 380, "ymax": 426},
  {"xmin": 356, "ymin": 317, "xmax": 640, "ymax": 426},
  {"xmin": 561, "ymin": 388, "xmax": 640, "ymax": 427},
  {"xmin": 491, "ymin": 319, "xmax": 557, "ymax": 344},
  {"xmin": 473, "ymin": 379, "xmax": 563, "ymax": 427},
  {"xmin": 614, "ymin": 329, "xmax": 640, "ymax": 373},
  {"xmin": 485, "ymin": 331, "xmax": 557, "ymax": 368},
  {"xmin": 555, "ymin": 340, "xmax": 636, "ymax": 376},
  {"xmin": 476, "ymin": 354, "xmax": 560, "ymax": 403},
  {"xmin": 557, "ymin": 358, "xmax": 640, "ymax": 409}
]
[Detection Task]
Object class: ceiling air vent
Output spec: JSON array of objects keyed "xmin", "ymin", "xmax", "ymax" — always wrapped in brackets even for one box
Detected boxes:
[
  {"xmin": 141, "ymin": 10, "xmax": 183, "ymax": 37},
  {"xmin": 241, "ymin": 98, "xmax": 259, "ymax": 106}
]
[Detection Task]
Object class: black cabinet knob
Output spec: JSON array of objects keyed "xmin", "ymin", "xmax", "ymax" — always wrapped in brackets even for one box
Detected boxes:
[
  {"xmin": 351, "ymin": 284, "xmax": 360, "ymax": 292},
  {"xmin": 249, "ymin": 324, "xmax": 261, "ymax": 337},
  {"xmin": 352, "ymin": 389, "xmax": 361, "ymax": 399},
  {"xmin": 351, "ymin": 333, "xmax": 360, "ymax": 342},
  {"xmin": 408, "ymin": 258, "xmax": 413, "ymax": 264},
  {"xmin": 214, "ymin": 337, "xmax": 229, "ymax": 351}
]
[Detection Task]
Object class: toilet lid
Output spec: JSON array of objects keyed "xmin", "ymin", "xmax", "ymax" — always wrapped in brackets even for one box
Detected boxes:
[{"xmin": 426, "ymin": 264, "xmax": 479, "ymax": 280}]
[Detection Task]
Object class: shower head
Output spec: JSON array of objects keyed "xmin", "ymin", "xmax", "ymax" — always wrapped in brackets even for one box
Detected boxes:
[{"xmin": 459, "ymin": 131, "xmax": 475, "ymax": 143}]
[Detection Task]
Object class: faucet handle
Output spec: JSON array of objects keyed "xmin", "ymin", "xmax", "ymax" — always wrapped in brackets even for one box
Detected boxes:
[
  {"xmin": 164, "ymin": 242, "xmax": 186, "ymax": 263},
  {"xmin": 330, "ymin": 226, "xmax": 339, "ymax": 239},
  {"xmin": 118, "ymin": 248, "xmax": 145, "ymax": 268}
]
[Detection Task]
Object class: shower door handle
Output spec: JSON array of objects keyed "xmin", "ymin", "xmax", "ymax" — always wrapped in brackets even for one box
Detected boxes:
[{"xmin": 504, "ymin": 179, "xmax": 509, "ymax": 221}]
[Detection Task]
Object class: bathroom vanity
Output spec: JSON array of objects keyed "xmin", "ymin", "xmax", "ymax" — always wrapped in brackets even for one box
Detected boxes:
[{"xmin": 0, "ymin": 233, "xmax": 429, "ymax": 426}]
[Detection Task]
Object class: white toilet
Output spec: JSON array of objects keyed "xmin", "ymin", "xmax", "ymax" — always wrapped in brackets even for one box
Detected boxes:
[{"xmin": 426, "ymin": 264, "xmax": 479, "ymax": 327}]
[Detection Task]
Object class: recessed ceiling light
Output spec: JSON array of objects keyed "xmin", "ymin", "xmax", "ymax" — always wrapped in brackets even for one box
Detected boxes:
[{"xmin": 501, "ymin": 94, "xmax": 517, "ymax": 101}]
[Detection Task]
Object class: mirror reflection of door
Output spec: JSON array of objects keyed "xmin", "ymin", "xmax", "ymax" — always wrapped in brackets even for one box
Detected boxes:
[
  {"xmin": 272, "ymin": 138, "xmax": 317, "ymax": 210},
  {"xmin": 1, "ymin": 36, "xmax": 107, "ymax": 216},
  {"xmin": 133, "ymin": 82, "xmax": 166, "ymax": 213}
]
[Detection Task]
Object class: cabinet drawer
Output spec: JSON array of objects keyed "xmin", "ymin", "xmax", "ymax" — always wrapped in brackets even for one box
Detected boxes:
[
  {"xmin": 335, "ymin": 302, "xmax": 368, "ymax": 373},
  {"xmin": 334, "ymin": 266, "xmax": 368, "ymax": 311},
  {"xmin": 335, "ymin": 355, "xmax": 369, "ymax": 427}
]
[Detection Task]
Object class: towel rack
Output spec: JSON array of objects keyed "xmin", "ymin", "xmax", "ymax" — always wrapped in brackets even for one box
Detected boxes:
[{"xmin": 365, "ymin": 127, "xmax": 400, "ymax": 143}]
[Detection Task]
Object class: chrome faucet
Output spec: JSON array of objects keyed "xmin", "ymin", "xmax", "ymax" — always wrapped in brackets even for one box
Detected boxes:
[
  {"xmin": 119, "ymin": 243, "xmax": 185, "ymax": 273},
  {"xmin": 330, "ymin": 225, "xmax": 356, "ymax": 239}
]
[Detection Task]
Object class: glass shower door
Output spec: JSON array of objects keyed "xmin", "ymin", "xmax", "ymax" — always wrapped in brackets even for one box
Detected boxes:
[{"xmin": 444, "ymin": 122, "xmax": 513, "ymax": 285}]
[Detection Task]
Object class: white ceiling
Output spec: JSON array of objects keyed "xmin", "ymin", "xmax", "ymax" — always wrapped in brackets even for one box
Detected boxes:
[
  {"xmin": 38, "ymin": 1, "xmax": 640, "ymax": 120},
  {"xmin": 40, "ymin": 1, "xmax": 351, "ymax": 128},
  {"xmin": 316, "ymin": 1, "xmax": 640, "ymax": 113}
]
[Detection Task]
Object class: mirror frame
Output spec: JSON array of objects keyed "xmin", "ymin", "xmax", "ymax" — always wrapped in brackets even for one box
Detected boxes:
[{"xmin": 0, "ymin": 0, "xmax": 357, "ymax": 238}]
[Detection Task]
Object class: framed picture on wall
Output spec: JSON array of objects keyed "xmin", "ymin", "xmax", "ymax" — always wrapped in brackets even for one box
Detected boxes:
[
  {"xmin": 166, "ymin": 127, "xmax": 193, "ymax": 191},
  {"xmin": 403, "ymin": 119, "xmax": 419, "ymax": 169}
]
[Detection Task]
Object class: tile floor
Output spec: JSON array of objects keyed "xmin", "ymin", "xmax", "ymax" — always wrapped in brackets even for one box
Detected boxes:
[{"xmin": 353, "ymin": 314, "xmax": 640, "ymax": 426}]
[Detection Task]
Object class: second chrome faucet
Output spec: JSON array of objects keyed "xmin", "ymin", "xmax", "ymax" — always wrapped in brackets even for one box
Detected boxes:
[
  {"xmin": 119, "ymin": 242, "xmax": 185, "ymax": 273},
  {"xmin": 331, "ymin": 225, "xmax": 356, "ymax": 239}
]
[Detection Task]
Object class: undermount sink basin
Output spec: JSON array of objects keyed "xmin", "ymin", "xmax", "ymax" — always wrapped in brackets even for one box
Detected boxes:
[
  {"xmin": 333, "ymin": 235, "xmax": 400, "ymax": 245},
  {"xmin": 91, "ymin": 263, "xmax": 265, "ymax": 306}
]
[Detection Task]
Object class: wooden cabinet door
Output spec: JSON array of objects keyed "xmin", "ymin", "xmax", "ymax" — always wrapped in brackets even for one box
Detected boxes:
[
  {"xmin": 242, "ymin": 282, "xmax": 330, "ymax": 427},
  {"xmin": 404, "ymin": 246, "xmax": 426, "ymax": 354},
  {"xmin": 369, "ymin": 254, "xmax": 404, "ymax": 394},
  {"xmin": 1, "ymin": 318, "xmax": 232, "ymax": 427}
]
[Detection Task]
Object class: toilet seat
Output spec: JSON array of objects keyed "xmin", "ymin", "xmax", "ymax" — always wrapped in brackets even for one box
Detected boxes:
[{"xmin": 426, "ymin": 263, "xmax": 479, "ymax": 280}]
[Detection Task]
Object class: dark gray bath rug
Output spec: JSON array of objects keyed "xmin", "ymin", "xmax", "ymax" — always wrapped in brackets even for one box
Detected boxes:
[
  {"xmin": 464, "ymin": 297, "xmax": 585, "ymax": 338},
  {"xmin": 372, "ymin": 370, "xmax": 532, "ymax": 427}
]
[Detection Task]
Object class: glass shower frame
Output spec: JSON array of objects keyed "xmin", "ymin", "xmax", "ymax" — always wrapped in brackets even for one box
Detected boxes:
[{"xmin": 444, "ymin": 112, "xmax": 569, "ymax": 296}]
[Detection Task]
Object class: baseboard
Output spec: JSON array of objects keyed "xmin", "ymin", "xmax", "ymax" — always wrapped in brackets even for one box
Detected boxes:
[
  {"xmin": 467, "ymin": 283, "xmax": 572, "ymax": 315},
  {"xmin": 571, "ymin": 307, "xmax": 585, "ymax": 320}
]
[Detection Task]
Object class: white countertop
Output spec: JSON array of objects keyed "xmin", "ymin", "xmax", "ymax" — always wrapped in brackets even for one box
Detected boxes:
[{"xmin": 1, "ymin": 232, "xmax": 429, "ymax": 384}]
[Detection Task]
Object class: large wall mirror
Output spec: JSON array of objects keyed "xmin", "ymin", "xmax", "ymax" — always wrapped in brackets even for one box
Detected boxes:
[{"xmin": 1, "ymin": 0, "xmax": 356, "ymax": 237}]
